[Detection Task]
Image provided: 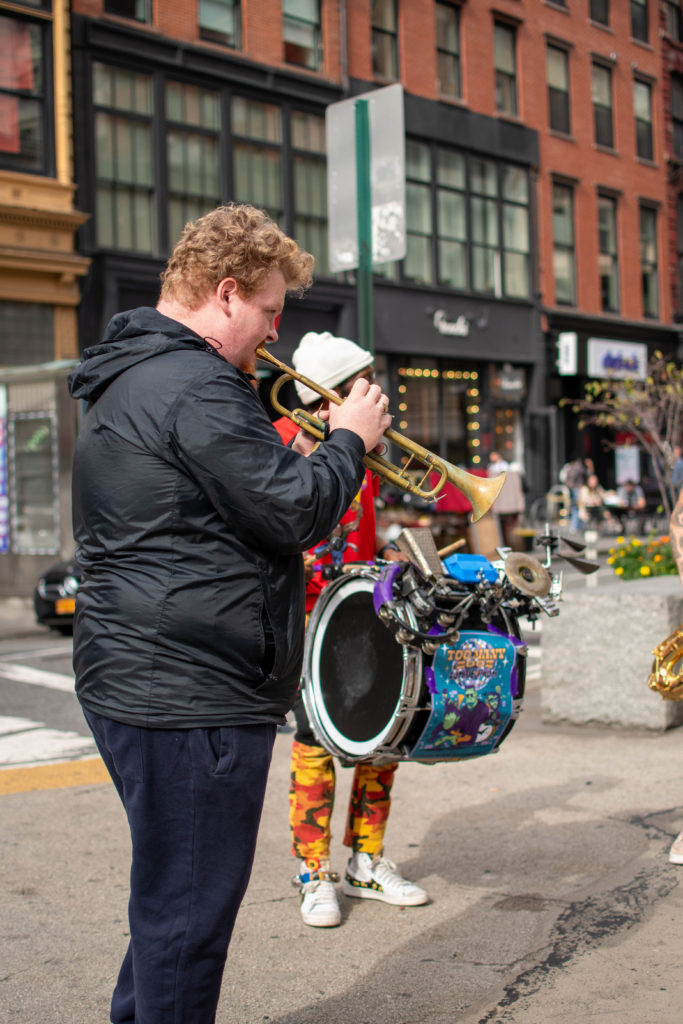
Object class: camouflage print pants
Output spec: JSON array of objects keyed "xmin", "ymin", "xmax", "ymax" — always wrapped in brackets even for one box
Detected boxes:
[{"xmin": 289, "ymin": 739, "xmax": 397, "ymax": 868}]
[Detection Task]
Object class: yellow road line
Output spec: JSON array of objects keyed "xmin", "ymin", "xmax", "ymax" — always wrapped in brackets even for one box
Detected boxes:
[{"xmin": 0, "ymin": 757, "xmax": 111, "ymax": 794}]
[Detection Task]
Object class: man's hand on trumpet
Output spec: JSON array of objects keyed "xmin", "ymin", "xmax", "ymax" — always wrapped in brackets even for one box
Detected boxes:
[
  {"xmin": 328, "ymin": 377, "xmax": 391, "ymax": 453},
  {"xmin": 290, "ymin": 378, "xmax": 391, "ymax": 458}
]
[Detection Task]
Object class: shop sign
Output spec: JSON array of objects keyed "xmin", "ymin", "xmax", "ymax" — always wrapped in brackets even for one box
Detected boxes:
[
  {"xmin": 0, "ymin": 386, "xmax": 8, "ymax": 553},
  {"xmin": 587, "ymin": 338, "xmax": 648, "ymax": 380},
  {"xmin": 556, "ymin": 332, "xmax": 578, "ymax": 375},
  {"xmin": 433, "ymin": 310, "xmax": 470, "ymax": 337}
]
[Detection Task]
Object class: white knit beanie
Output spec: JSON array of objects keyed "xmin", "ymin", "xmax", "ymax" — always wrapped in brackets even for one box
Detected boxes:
[{"xmin": 292, "ymin": 331, "xmax": 374, "ymax": 405}]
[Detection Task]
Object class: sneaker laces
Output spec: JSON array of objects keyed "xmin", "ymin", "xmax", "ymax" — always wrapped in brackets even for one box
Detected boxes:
[{"xmin": 370, "ymin": 854, "xmax": 416, "ymax": 893}]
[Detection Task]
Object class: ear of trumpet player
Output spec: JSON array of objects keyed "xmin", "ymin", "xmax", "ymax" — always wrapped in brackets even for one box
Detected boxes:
[{"xmin": 256, "ymin": 346, "xmax": 505, "ymax": 523}]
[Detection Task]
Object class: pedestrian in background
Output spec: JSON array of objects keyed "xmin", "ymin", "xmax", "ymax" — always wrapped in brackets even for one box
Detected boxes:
[
  {"xmin": 487, "ymin": 451, "xmax": 525, "ymax": 549},
  {"xmin": 560, "ymin": 456, "xmax": 590, "ymax": 533},
  {"xmin": 67, "ymin": 203, "xmax": 391, "ymax": 1024}
]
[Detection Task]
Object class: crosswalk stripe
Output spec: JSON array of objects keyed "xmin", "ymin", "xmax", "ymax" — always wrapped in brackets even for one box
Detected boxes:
[
  {"xmin": 0, "ymin": 663, "xmax": 74, "ymax": 692},
  {"xmin": 0, "ymin": 757, "xmax": 110, "ymax": 795}
]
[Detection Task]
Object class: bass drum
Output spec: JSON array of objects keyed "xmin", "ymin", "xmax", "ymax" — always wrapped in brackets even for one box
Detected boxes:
[{"xmin": 301, "ymin": 566, "xmax": 525, "ymax": 766}]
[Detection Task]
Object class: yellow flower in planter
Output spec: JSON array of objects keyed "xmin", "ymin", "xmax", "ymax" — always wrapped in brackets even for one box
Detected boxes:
[{"xmin": 609, "ymin": 533, "xmax": 677, "ymax": 580}]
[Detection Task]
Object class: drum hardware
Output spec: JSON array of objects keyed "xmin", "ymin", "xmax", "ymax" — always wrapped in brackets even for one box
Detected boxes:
[
  {"xmin": 503, "ymin": 553, "xmax": 552, "ymax": 598},
  {"xmin": 256, "ymin": 345, "xmax": 506, "ymax": 520},
  {"xmin": 531, "ymin": 526, "xmax": 600, "ymax": 576}
]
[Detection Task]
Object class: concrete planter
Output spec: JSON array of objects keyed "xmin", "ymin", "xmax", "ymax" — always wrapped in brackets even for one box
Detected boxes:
[{"xmin": 541, "ymin": 574, "xmax": 683, "ymax": 730}]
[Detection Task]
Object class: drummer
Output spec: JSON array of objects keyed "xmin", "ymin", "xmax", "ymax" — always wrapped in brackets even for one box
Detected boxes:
[{"xmin": 274, "ymin": 331, "xmax": 429, "ymax": 927}]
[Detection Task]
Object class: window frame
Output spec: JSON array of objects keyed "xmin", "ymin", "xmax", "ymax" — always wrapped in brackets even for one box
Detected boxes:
[
  {"xmin": 547, "ymin": 44, "xmax": 571, "ymax": 136},
  {"xmin": 551, "ymin": 181, "xmax": 576, "ymax": 306},
  {"xmin": 630, "ymin": 0, "xmax": 649, "ymax": 44},
  {"xmin": 435, "ymin": 1, "xmax": 461, "ymax": 99},
  {"xmin": 666, "ymin": 1, "xmax": 683, "ymax": 41},
  {"xmin": 597, "ymin": 192, "xmax": 620, "ymax": 314},
  {"xmin": 494, "ymin": 21, "xmax": 518, "ymax": 118},
  {"xmin": 639, "ymin": 203, "xmax": 659, "ymax": 319},
  {"xmin": 371, "ymin": 0, "xmax": 398, "ymax": 81},
  {"xmin": 633, "ymin": 77, "xmax": 653, "ymax": 162},
  {"xmin": 590, "ymin": 0, "xmax": 610, "ymax": 26},
  {"xmin": 0, "ymin": 9, "xmax": 55, "ymax": 177},
  {"xmin": 401, "ymin": 140, "xmax": 532, "ymax": 300},
  {"xmin": 103, "ymin": 0, "xmax": 153, "ymax": 23},
  {"xmin": 92, "ymin": 61, "xmax": 156, "ymax": 255},
  {"xmin": 283, "ymin": 0, "xmax": 322, "ymax": 71},
  {"xmin": 592, "ymin": 61, "xmax": 614, "ymax": 150},
  {"xmin": 198, "ymin": 0, "xmax": 242, "ymax": 49}
]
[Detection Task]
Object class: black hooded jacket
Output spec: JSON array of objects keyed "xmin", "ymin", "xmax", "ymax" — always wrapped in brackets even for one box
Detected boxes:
[{"xmin": 68, "ymin": 308, "xmax": 366, "ymax": 728}]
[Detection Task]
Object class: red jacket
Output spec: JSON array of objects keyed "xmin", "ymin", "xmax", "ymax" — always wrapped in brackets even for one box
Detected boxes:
[{"xmin": 274, "ymin": 417, "xmax": 377, "ymax": 612}]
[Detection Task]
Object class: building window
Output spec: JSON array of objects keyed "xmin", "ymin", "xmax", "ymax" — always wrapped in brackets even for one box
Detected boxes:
[
  {"xmin": 232, "ymin": 97, "xmax": 283, "ymax": 225},
  {"xmin": 630, "ymin": 0, "xmax": 648, "ymax": 44},
  {"xmin": 104, "ymin": 0, "xmax": 153, "ymax": 22},
  {"xmin": 93, "ymin": 63, "xmax": 155, "ymax": 253},
  {"xmin": 0, "ymin": 12, "xmax": 52, "ymax": 176},
  {"xmin": 590, "ymin": 0, "xmax": 609, "ymax": 25},
  {"xmin": 9, "ymin": 411, "xmax": 59, "ymax": 554},
  {"xmin": 435, "ymin": 2, "xmax": 461, "ymax": 99},
  {"xmin": 494, "ymin": 22, "xmax": 517, "ymax": 117},
  {"xmin": 592, "ymin": 63, "xmax": 614, "ymax": 149},
  {"xmin": 501, "ymin": 165, "xmax": 530, "ymax": 298},
  {"xmin": 372, "ymin": 0, "xmax": 398, "ymax": 80},
  {"xmin": 547, "ymin": 45, "xmax": 570, "ymax": 135},
  {"xmin": 404, "ymin": 141, "xmax": 433, "ymax": 285},
  {"xmin": 199, "ymin": 0, "xmax": 241, "ymax": 48},
  {"xmin": 436, "ymin": 148, "xmax": 466, "ymax": 289},
  {"xmin": 639, "ymin": 205, "xmax": 658, "ymax": 318},
  {"xmin": 292, "ymin": 111, "xmax": 329, "ymax": 275},
  {"xmin": 633, "ymin": 78, "xmax": 653, "ymax": 161},
  {"xmin": 672, "ymin": 76, "xmax": 683, "ymax": 158},
  {"xmin": 166, "ymin": 82, "xmax": 221, "ymax": 250},
  {"xmin": 283, "ymin": 0, "xmax": 321, "ymax": 70},
  {"xmin": 470, "ymin": 158, "xmax": 499, "ymax": 293},
  {"xmin": 0, "ymin": 301, "xmax": 54, "ymax": 365},
  {"xmin": 597, "ymin": 194, "xmax": 619, "ymax": 313},
  {"xmin": 552, "ymin": 182, "xmax": 576, "ymax": 306},
  {"xmin": 666, "ymin": 1, "xmax": 683, "ymax": 41}
]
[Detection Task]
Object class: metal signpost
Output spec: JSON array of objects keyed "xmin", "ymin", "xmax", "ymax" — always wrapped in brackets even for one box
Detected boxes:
[{"xmin": 326, "ymin": 84, "xmax": 406, "ymax": 353}]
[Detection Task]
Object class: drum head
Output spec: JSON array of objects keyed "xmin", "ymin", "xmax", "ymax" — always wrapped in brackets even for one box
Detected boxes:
[{"xmin": 304, "ymin": 574, "xmax": 420, "ymax": 759}]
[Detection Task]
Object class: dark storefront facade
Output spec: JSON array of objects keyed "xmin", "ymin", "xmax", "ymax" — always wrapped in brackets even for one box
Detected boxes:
[
  {"xmin": 71, "ymin": 16, "xmax": 545, "ymax": 509},
  {"xmin": 546, "ymin": 309, "xmax": 681, "ymax": 496}
]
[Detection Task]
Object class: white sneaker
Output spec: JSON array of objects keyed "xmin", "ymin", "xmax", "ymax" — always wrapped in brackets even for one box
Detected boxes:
[
  {"xmin": 342, "ymin": 850, "xmax": 429, "ymax": 906},
  {"xmin": 294, "ymin": 861, "xmax": 341, "ymax": 927},
  {"xmin": 669, "ymin": 830, "xmax": 683, "ymax": 865}
]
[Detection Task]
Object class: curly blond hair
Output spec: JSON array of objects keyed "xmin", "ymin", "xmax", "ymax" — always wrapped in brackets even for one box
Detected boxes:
[{"xmin": 159, "ymin": 203, "xmax": 315, "ymax": 307}]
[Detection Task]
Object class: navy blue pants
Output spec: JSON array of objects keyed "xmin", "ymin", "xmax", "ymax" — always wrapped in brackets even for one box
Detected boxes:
[{"xmin": 84, "ymin": 709, "xmax": 276, "ymax": 1024}]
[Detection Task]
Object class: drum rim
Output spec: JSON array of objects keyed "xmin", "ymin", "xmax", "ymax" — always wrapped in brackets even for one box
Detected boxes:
[{"xmin": 302, "ymin": 568, "xmax": 422, "ymax": 760}]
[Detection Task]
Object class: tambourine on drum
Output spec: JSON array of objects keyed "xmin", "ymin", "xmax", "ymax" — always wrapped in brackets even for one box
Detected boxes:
[{"xmin": 301, "ymin": 536, "xmax": 555, "ymax": 767}]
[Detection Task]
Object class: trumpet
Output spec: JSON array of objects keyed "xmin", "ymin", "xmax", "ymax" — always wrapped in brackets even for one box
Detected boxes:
[{"xmin": 256, "ymin": 346, "xmax": 505, "ymax": 523}]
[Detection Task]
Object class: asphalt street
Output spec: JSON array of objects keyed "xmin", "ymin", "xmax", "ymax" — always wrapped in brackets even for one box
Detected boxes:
[{"xmin": 1, "ymin": 543, "xmax": 682, "ymax": 1024}]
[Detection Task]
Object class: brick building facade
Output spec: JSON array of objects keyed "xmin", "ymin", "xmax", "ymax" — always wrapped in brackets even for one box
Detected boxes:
[{"xmin": 4, "ymin": 0, "xmax": 682, "ymax": 593}]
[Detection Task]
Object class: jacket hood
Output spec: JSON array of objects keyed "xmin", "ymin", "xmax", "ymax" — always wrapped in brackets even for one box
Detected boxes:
[{"xmin": 68, "ymin": 307, "xmax": 212, "ymax": 403}]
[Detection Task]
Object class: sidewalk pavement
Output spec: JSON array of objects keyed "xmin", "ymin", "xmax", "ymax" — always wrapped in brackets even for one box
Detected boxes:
[
  {"xmin": 2, "ymin": 581, "xmax": 683, "ymax": 1022},
  {"xmin": 0, "ymin": 596, "xmax": 43, "ymax": 640}
]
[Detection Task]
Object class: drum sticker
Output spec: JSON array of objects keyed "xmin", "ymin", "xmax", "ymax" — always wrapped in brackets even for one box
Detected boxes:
[{"xmin": 409, "ymin": 631, "xmax": 516, "ymax": 761}]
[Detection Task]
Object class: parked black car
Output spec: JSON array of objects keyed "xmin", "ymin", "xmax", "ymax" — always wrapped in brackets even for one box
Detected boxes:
[{"xmin": 33, "ymin": 559, "xmax": 82, "ymax": 634}]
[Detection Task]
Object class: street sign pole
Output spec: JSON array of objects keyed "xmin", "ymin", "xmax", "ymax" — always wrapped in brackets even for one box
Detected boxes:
[{"xmin": 354, "ymin": 99, "xmax": 373, "ymax": 355}]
